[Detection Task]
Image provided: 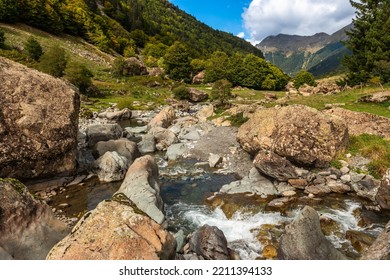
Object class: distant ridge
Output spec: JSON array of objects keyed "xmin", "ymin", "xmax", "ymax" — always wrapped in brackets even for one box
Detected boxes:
[{"xmin": 256, "ymin": 24, "xmax": 353, "ymax": 76}]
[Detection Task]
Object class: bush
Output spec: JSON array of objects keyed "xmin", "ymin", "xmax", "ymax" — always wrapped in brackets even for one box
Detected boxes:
[
  {"xmin": 39, "ymin": 45, "xmax": 67, "ymax": 77},
  {"xmin": 24, "ymin": 36, "xmax": 43, "ymax": 61},
  {"xmin": 0, "ymin": 29, "xmax": 5, "ymax": 49},
  {"xmin": 112, "ymin": 57, "xmax": 126, "ymax": 77},
  {"xmin": 172, "ymin": 85, "xmax": 190, "ymax": 100},
  {"xmin": 65, "ymin": 61, "xmax": 93, "ymax": 94},
  {"xmin": 211, "ymin": 79, "xmax": 232, "ymax": 108},
  {"xmin": 349, "ymin": 134, "xmax": 390, "ymax": 178},
  {"xmin": 293, "ymin": 70, "xmax": 317, "ymax": 89}
]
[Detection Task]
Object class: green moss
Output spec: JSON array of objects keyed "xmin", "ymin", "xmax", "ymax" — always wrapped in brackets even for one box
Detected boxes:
[
  {"xmin": 0, "ymin": 178, "xmax": 26, "ymax": 194},
  {"xmin": 348, "ymin": 134, "xmax": 390, "ymax": 178},
  {"xmin": 111, "ymin": 193, "xmax": 147, "ymax": 216},
  {"xmin": 330, "ymin": 160, "xmax": 343, "ymax": 169}
]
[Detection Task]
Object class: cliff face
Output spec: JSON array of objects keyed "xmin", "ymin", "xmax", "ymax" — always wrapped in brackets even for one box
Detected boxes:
[{"xmin": 0, "ymin": 57, "xmax": 80, "ymax": 179}]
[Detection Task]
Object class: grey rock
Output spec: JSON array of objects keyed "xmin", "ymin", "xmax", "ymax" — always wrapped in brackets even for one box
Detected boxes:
[
  {"xmin": 93, "ymin": 139, "xmax": 140, "ymax": 164},
  {"xmin": 115, "ymin": 155, "xmax": 164, "ymax": 225},
  {"xmin": 253, "ymin": 150, "xmax": 298, "ymax": 181},
  {"xmin": 166, "ymin": 143, "xmax": 187, "ymax": 161},
  {"xmin": 0, "ymin": 180, "xmax": 68, "ymax": 259},
  {"xmin": 220, "ymin": 167, "xmax": 277, "ymax": 196},
  {"xmin": 126, "ymin": 125, "xmax": 148, "ymax": 134},
  {"xmin": 180, "ymin": 129, "xmax": 201, "ymax": 141},
  {"xmin": 137, "ymin": 134, "xmax": 156, "ymax": 154},
  {"xmin": 173, "ymin": 230, "xmax": 186, "ymax": 253},
  {"xmin": 351, "ymin": 173, "xmax": 366, "ymax": 183},
  {"xmin": 351, "ymin": 175, "xmax": 380, "ymax": 201},
  {"xmin": 86, "ymin": 124, "xmax": 123, "ymax": 148},
  {"xmin": 209, "ymin": 153, "xmax": 223, "ymax": 168},
  {"xmin": 189, "ymin": 225, "xmax": 231, "ymax": 260},
  {"xmin": 376, "ymin": 169, "xmax": 390, "ymax": 210},
  {"xmin": 278, "ymin": 206, "xmax": 347, "ymax": 260},
  {"xmin": 340, "ymin": 174, "xmax": 351, "ymax": 184},
  {"xmin": 92, "ymin": 151, "xmax": 129, "ymax": 182},
  {"xmin": 361, "ymin": 220, "xmax": 390, "ymax": 260},
  {"xmin": 340, "ymin": 166, "xmax": 350, "ymax": 174},
  {"xmin": 148, "ymin": 127, "xmax": 178, "ymax": 151}
]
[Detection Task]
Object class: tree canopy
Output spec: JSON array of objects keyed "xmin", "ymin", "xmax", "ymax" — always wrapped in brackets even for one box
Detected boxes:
[{"xmin": 343, "ymin": 0, "xmax": 390, "ymax": 85}]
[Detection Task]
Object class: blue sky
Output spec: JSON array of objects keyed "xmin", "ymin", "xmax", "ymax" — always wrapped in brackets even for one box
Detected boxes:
[{"xmin": 169, "ymin": 0, "xmax": 356, "ymax": 44}]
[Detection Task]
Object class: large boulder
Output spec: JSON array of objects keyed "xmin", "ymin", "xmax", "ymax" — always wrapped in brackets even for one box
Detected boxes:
[
  {"xmin": 46, "ymin": 199, "xmax": 176, "ymax": 260},
  {"xmin": 92, "ymin": 151, "xmax": 129, "ymax": 182},
  {"xmin": 0, "ymin": 179, "xmax": 68, "ymax": 259},
  {"xmin": 86, "ymin": 124, "xmax": 123, "ymax": 148},
  {"xmin": 115, "ymin": 155, "xmax": 164, "ymax": 224},
  {"xmin": 361, "ymin": 220, "xmax": 390, "ymax": 260},
  {"xmin": 0, "ymin": 57, "xmax": 79, "ymax": 179},
  {"xmin": 123, "ymin": 57, "xmax": 148, "ymax": 76},
  {"xmin": 148, "ymin": 106, "xmax": 176, "ymax": 129},
  {"xmin": 278, "ymin": 206, "xmax": 347, "ymax": 260},
  {"xmin": 237, "ymin": 105, "xmax": 349, "ymax": 167},
  {"xmin": 189, "ymin": 225, "xmax": 231, "ymax": 260},
  {"xmin": 376, "ymin": 169, "xmax": 390, "ymax": 210}
]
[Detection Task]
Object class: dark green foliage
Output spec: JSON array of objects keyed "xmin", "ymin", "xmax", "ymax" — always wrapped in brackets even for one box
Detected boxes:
[
  {"xmin": 163, "ymin": 42, "xmax": 192, "ymax": 82},
  {"xmin": 202, "ymin": 52, "xmax": 288, "ymax": 90},
  {"xmin": 172, "ymin": 85, "xmax": 190, "ymax": 100},
  {"xmin": 24, "ymin": 37, "xmax": 43, "ymax": 61},
  {"xmin": 39, "ymin": 45, "xmax": 67, "ymax": 77},
  {"xmin": 112, "ymin": 57, "xmax": 126, "ymax": 77},
  {"xmin": 204, "ymin": 51, "xmax": 229, "ymax": 83},
  {"xmin": 0, "ymin": 28, "xmax": 5, "ymax": 48},
  {"xmin": 343, "ymin": 0, "xmax": 390, "ymax": 85},
  {"xmin": 0, "ymin": 0, "xmax": 263, "ymax": 57},
  {"xmin": 227, "ymin": 112, "xmax": 249, "ymax": 127},
  {"xmin": 65, "ymin": 61, "xmax": 93, "ymax": 93},
  {"xmin": 211, "ymin": 79, "xmax": 232, "ymax": 108},
  {"xmin": 293, "ymin": 70, "xmax": 317, "ymax": 89}
]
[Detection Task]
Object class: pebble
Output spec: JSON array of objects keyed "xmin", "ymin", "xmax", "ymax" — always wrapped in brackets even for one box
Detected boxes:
[
  {"xmin": 58, "ymin": 203, "xmax": 70, "ymax": 208},
  {"xmin": 282, "ymin": 190, "xmax": 296, "ymax": 197},
  {"xmin": 340, "ymin": 174, "xmax": 351, "ymax": 184},
  {"xmin": 308, "ymin": 193, "xmax": 315, "ymax": 198},
  {"xmin": 340, "ymin": 166, "xmax": 350, "ymax": 174}
]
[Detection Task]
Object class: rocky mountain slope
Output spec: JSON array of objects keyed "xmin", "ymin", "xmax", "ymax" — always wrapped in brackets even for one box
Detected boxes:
[{"xmin": 257, "ymin": 24, "xmax": 353, "ymax": 76}]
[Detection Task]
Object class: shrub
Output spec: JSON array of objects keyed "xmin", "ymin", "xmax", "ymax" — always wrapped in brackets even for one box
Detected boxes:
[
  {"xmin": 211, "ymin": 79, "xmax": 232, "ymax": 108},
  {"xmin": 172, "ymin": 85, "xmax": 190, "ymax": 100},
  {"xmin": 24, "ymin": 36, "xmax": 43, "ymax": 61},
  {"xmin": 65, "ymin": 61, "xmax": 93, "ymax": 94},
  {"xmin": 39, "ymin": 45, "xmax": 67, "ymax": 77},
  {"xmin": 349, "ymin": 134, "xmax": 390, "ymax": 178},
  {"xmin": 0, "ymin": 28, "xmax": 5, "ymax": 49},
  {"xmin": 293, "ymin": 70, "xmax": 317, "ymax": 89},
  {"xmin": 112, "ymin": 57, "xmax": 126, "ymax": 77}
]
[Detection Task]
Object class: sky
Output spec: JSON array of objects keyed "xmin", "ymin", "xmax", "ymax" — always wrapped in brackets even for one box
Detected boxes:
[{"xmin": 169, "ymin": 0, "xmax": 356, "ymax": 44}]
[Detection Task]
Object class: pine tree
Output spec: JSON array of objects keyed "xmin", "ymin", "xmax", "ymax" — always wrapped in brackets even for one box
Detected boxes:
[
  {"xmin": 24, "ymin": 37, "xmax": 43, "ymax": 61},
  {"xmin": 343, "ymin": 0, "xmax": 390, "ymax": 85}
]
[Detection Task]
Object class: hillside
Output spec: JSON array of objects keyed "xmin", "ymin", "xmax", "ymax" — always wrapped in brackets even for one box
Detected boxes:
[
  {"xmin": 257, "ymin": 24, "xmax": 353, "ymax": 76},
  {"xmin": 0, "ymin": 0, "xmax": 263, "ymax": 58}
]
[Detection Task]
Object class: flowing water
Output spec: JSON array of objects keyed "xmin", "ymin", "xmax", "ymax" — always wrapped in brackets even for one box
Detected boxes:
[
  {"xmin": 46, "ymin": 153, "xmax": 390, "ymax": 260},
  {"xmin": 43, "ymin": 120, "xmax": 390, "ymax": 260}
]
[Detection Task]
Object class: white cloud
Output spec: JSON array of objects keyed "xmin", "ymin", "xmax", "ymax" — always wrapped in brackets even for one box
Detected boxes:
[
  {"xmin": 243, "ymin": 0, "xmax": 356, "ymax": 44},
  {"xmin": 236, "ymin": 32, "xmax": 245, "ymax": 38}
]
